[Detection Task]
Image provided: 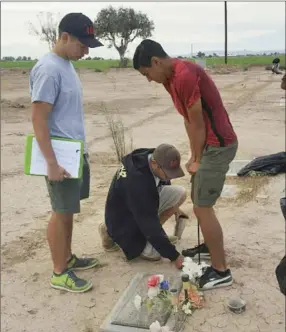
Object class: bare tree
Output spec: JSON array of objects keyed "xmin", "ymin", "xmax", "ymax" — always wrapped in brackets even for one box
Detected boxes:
[
  {"xmin": 94, "ymin": 6, "xmax": 154, "ymax": 67},
  {"xmin": 28, "ymin": 12, "xmax": 60, "ymax": 50}
]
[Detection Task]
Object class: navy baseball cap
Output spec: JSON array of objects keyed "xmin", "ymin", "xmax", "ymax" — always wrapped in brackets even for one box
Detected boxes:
[{"xmin": 59, "ymin": 13, "xmax": 103, "ymax": 48}]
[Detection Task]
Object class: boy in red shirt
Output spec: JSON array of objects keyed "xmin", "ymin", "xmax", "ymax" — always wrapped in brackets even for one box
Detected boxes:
[{"xmin": 133, "ymin": 39, "xmax": 238, "ymax": 290}]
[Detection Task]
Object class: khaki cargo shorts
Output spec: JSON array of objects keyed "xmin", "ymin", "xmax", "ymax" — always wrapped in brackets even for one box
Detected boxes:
[
  {"xmin": 191, "ymin": 141, "xmax": 238, "ymax": 207},
  {"xmin": 158, "ymin": 185, "xmax": 186, "ymax": 214},
  {"xmin": 45, "ymin": 154, "xmax": 90, "ymax": 214}
]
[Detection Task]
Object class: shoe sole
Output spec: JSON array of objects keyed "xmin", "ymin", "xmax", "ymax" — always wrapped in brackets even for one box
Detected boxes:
[
  {"xmin": 50, "ymin": 282, "xmax": 93, "ymax": 293},
  {"xmin": 200, "ymin": 279, "xmax": 233, "ymax": 291},
  {"xmin": 104, "ymin": 245, "xmax": 120, "ymax": 252},
  {"xmin": 192, "ymin": 253, "xmax": 211, "ymax": 260},
  {"xmin": 140, "ymin": 255, "xmax": 161, "ymax": 262},
  {"xmin": 140, "ymin": 239, "xmax": 176, "ymax": 260},
  {"xmin": 98, "ymin": 223, "xmax": 119, "ymax": 252},
  {"xmin": 170, "ymin": 238, "xmax": 178, "ymax": 245},
  {"xmin": 70, "ymin": 260, "xmax": 100, "ymax": 271}
]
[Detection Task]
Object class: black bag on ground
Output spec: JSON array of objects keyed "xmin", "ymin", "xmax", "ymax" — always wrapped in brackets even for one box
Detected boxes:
[
  {"xmin": 280, "ymin": 197, "xmax": 286, "ymax": 220},
  {"xmin": 276, "ymin": 255, "xmax": 286, "ymax": 296},
  {"xmin": 237, "ymin": 152, "xmax": 286, "ymax": 176}
]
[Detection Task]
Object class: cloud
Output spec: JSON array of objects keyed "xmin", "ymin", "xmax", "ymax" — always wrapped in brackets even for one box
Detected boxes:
[{"xmin": 1, "ymin": 1, "xmax": 285, "ymax": 58}]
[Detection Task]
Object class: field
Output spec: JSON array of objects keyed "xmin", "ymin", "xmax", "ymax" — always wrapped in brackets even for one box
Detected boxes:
[
  {"xmin": 1, "ymin": 66, "xmax": 286, "ymax": 332},
  {"xmin": 1, "ymin": 54, "xmax": 285, "ymax": 71}
]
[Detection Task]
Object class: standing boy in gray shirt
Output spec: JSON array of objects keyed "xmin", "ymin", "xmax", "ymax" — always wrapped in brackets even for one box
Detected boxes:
[{"xmin": 29, "ymin": 13, "xmax": 103, "ymax": 293}]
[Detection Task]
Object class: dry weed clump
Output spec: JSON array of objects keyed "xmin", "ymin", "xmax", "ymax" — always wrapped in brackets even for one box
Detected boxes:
[{"xmin": 101, "ymin": 103, "xmax": 134, "ymax": 162}]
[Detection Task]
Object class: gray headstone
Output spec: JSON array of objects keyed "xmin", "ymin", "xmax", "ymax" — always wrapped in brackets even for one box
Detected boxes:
[
  {"xmin": 221, "ymin": 184, "xmax": 239, "ymax": 198},
  {"xmin": 100, "ymin": 272, "xmax": 183, "ymax": 332},
  {"xmin": 227, "ymin": 160, "xmax": 252, "ymax": 176}
]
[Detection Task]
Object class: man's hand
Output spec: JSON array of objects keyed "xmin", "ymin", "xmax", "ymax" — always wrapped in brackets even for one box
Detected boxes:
[
  {"xmin": 174, "ymin": 255, "xmax": 184, "ymax": 269},
  {"xmin": 185, "ymin": 156, "xmax": 194, "ymax": 172},
  {"xmin": 185, "ymin": 159, "xmax": 200, "ymax": 175},
  {"xmin": 47, "ymin": 163, "xmax": 71, "ymax": 181}
]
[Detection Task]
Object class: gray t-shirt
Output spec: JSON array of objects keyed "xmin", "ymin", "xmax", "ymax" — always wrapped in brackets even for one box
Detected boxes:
[{"xmin": 29, "ymin": 52, "xmax": 86, "ymax": 151}]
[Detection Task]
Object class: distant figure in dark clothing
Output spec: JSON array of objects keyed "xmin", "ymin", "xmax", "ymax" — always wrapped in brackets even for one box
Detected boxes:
[{"xmin": 272, "ymin": 57, "xmax": 281, "ymax": 74}]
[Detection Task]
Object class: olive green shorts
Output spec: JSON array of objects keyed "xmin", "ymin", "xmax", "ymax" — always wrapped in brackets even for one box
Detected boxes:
[
  {"xmin": 45, "ymin": 154, "xmax": 90, "ymax": 214},
  {"xmin": 191, "ymin": 141, "xmax": 238, "ymax": 207}
]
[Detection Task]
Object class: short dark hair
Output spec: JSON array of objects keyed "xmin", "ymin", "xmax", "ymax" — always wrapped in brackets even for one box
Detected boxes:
[{"xmin": 133, "ymin": 39, "xmax": 168, "ymax": 70}]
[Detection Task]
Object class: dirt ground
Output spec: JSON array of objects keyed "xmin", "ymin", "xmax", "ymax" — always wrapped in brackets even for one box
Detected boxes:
[{"xmin": 1, "ymin": 67, "xmax": 285, "ymax": 332}]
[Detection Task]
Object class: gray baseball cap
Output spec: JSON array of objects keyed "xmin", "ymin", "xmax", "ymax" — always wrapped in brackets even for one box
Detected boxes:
[{"xmin": 153, "ymin": 144, "xmax": 185, "ymax": 179}]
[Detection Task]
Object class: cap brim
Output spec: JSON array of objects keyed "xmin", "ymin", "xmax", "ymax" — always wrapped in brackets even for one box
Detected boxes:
[
  {"xmin": 79, "ymin": 37, "xmax": 103, "ymax": 48},
  {"xmin": 164, "ymin": 166, "xmax": 185, "ymax": 179}
]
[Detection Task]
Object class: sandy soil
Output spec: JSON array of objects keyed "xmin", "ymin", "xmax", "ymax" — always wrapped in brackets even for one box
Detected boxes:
[{"xmin": 1, "ymin": 67, "xmax": 285, "ymax": 332}]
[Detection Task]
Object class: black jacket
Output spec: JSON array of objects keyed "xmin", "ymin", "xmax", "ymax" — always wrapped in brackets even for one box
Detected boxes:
[{"xmin": 104, "ymin": 148, "xmax": 180, "ymax": 262}]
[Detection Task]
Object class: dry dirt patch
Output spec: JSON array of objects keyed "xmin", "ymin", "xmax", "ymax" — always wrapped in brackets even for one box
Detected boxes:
[{"xmin": 1, "ymin": 68, "xmax": 285, "ymax": 332}]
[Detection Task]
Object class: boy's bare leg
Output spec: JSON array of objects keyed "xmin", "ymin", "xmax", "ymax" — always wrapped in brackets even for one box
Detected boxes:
[
  {"xmin": 65, "ymin": 218, "xmax": 73, "ymax": 261},
  {"xmin": 47, "ymin": 212, "xmax": 73, "ymax": 274},
  {"xmin": 194, "ymin": 205, "xmax": 226, "ymax": 271}
]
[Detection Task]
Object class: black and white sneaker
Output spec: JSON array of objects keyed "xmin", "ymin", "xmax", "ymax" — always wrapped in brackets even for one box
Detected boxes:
[
  {"xmin": 182, "ymin": 243, "xmax": 210, "ymax": 260},
  {"xmin": 199, "ymin": 266, "xmax": 233, "ymax": 290}
]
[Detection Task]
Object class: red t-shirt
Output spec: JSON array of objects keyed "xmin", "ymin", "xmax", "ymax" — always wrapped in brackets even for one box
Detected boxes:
[{"xmin": 164, "ymin": 59, "xmax": 237, "ymax": 147}]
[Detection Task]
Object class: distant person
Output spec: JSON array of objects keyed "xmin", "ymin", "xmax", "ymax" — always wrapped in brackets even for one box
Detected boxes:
[
  {"xmin": 99, "ymin": 144, "xmax": 188, "ymax": 268},
  {"xmin": 29, "ymin": 13, "xmax": 103, "ymax": 293},
  {"xmin": 272, "ymin": 57, "xmax": 281, "ymax": 74},
  {"xmin": 132, "ymin": 39, "xmax": 238, "ymax": 290}
]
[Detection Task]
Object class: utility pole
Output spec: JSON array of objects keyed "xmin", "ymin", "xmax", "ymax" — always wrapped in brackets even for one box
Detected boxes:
[{"xmin": 224, "ymin": 1, "xmax": 228, "ymax": 64}]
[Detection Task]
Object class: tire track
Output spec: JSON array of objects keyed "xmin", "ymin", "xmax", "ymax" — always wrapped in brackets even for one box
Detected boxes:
[
  {"xmin": 228, "ymin": 81, "xmax": 272, "ymax": 113},
  {"xmin": 220, "ymin": 74, "xmax": 250, "ymax": 91},
  {"xmin": 88, "ymin": 77, "xmax": 271, "ymax": 151},
  {"xmin": 87, "ymin": 105, "xmax": 175, "ymax": 148}
]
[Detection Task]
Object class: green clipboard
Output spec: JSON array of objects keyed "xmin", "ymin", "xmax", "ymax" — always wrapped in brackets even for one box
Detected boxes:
[{"xmin": 24, "ymin": 134, "xmax": 84, "ymax": 179}]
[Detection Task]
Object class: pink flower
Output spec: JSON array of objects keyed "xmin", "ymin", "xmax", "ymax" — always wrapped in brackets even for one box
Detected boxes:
[{"xmin": 147, "ymin": 275, "xmax": 160, "ymax": 288}]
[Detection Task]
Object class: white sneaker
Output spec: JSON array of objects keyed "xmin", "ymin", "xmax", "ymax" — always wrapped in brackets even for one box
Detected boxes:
[{"xmin": 141, "ymin": 242, "xmax": 161, "ymax": 261}]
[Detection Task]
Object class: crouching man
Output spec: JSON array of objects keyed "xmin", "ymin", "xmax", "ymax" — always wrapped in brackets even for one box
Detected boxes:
[{"xmin": 99, "ymin": 144, "xmax": 188, "ymax": 268}]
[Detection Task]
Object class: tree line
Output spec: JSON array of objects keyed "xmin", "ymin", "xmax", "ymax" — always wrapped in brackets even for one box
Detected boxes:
[{"xmin": 1, "ymin": 56, "xmax": 34, "ymax": 61}]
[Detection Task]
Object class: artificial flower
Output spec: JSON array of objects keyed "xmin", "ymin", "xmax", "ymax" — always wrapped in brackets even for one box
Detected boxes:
[
  {"xmin": 182, "ymin": 257, "xmax": 209, "ymax": 281},
  {"xmin": 182, "ymin": 302, "xmax": 192, "ymax": 315},
  {"xmin": 148, "ymin": 275, "xmax": 161, "ymax": 288},
  {"xmin": 148, "ymin": 286, "xmax": 160, "ymax": 299},
  {"xmin": 160, "ymin": 280, "xmax": 169, "ymax": 290},
  {"xmin": 149, "ymin": 321, "xmax": 173, "ymax": 332},
  {"xmin": 157, "ymin": 274, "xmax": 164, "ymax": 283},
  {"xmin": 133, "ymin": 294, "xmax": 142, "ymax": 311}
]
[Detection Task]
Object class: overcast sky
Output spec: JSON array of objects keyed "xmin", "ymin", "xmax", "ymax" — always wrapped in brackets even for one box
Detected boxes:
[{"xmin": 1, "ymin": 1, "xmax": 285, "ymax": 59}]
